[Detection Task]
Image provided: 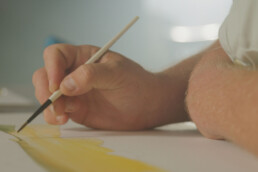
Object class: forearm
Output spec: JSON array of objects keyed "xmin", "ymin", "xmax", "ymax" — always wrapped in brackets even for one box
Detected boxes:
[
  {"xmin": 187, "ymin": 46, "xmax": 258, "ymax": 155},
  {"xmin": 155, "ymin": 41, "xmax": 221, "ymax": 124}
]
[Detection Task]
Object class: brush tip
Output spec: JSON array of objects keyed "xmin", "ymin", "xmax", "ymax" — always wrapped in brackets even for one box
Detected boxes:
[{"xmin": 17, "ymin": 121, "xmax": 28, "ymax": 133}]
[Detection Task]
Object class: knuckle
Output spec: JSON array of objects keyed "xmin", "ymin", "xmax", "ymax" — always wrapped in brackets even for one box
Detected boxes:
[
  {"xmin": 43, "ymin": 44, "xmax": 57, "ymax": 59},
  {"xmin": 80, "ymin": 45, "xmax": 100, "ymax": 57},
  {"xmin": 102, "ymin": 52, "xmax": 114, "ymax": 61},
  {"xmin": 111, "ymin": 57, "xmax": 124, "ymax": 67},
  {"xmin": 88, "ymin": 45, "xmax": 100, "ymax": 55},
  {"xmin": 43, "ymin": 44, "xmax": 66, "ymax": 61},
  {"xmin": 80, "ymin": 64, "xmax": 95, "ymax": 82},
  {"xmin": 107, "ymin": 55, "xmax": 127, "ymax": 70},
  {"xmin": 101, "ymin": 51, "xmax": 123, "ymax": 63}
]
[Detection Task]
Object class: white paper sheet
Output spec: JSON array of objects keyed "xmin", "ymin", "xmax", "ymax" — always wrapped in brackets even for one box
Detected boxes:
[{"xmin": 1, "ymin": 113, "xmax": 258, "ymax": 172}]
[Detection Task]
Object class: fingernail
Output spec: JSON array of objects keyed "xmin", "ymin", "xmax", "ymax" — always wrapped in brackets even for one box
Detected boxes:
[
  {"xmin": 63, "ymin": 77, "xmax": 76, "ymax": 91},
  {"xmin": 49, "ymin": 81, "xmax": 58, "ymax": 93},
  {"xmin": 56, "ymin": 116, "xmax": 64, "ymax": 123}
]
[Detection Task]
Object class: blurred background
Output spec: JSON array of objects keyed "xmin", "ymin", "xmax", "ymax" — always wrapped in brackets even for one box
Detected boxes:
[{"xmin": 0, "ymin": 0, "xmax": 232, "ymax": 103}]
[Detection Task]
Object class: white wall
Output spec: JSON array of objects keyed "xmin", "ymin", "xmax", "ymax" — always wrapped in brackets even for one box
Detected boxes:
[{"xmin": 0, "ymin": 0, "xmax": 231, "ymax": 98}]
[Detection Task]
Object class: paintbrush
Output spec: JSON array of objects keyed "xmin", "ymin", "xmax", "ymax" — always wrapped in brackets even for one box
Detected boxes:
[{"xmin": 17, "ymin": 16, "xmax": 139, "ymax": 132}]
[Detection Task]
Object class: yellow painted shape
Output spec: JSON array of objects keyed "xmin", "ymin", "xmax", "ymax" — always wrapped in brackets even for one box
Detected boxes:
[{"xmin": 0, "ymin": 124, "xmax": 166, "ymax": 172}]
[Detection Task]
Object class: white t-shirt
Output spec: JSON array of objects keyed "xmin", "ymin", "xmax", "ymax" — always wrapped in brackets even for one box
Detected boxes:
[{"xmin": 219, "ymin": 0, "xmax": 258, "ymax": 68}]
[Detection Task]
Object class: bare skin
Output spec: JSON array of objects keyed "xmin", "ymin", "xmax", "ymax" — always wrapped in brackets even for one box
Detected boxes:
[
  {"xmin": 33, "ymin": 44, "xmax": 205, "ymax": 130},
  {"xmin": 33, "ymin": 40, "xmax": 258, "ymax": 156},
  {"xmin": 187, "ymin": 43, "xmax": 258, "ymax": 155}
]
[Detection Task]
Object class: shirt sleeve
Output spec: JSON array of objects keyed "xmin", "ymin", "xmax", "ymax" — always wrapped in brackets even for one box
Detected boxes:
[{"xmin": 219, "ymin": 0, "xmax": 258, "ymax": 68}]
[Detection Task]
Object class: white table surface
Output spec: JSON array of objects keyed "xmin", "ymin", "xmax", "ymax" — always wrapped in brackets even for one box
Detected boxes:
[{"xmin": 0, "ymin": 112, "xmax": 257, "ymax": 172}]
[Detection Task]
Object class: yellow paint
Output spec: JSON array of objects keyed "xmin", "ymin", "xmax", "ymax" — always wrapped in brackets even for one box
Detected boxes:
[{"xmin": 0, "ymin": 124, "xmax": 165, "ymax": 172}]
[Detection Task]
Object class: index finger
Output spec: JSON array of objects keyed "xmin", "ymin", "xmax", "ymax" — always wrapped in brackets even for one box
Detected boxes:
[
  {"xmin": 43, "ymin": 44, "xmax": 100, "ymax": 93},
  {"xmin": 43, "ymin": 44, "xmax": 78, "ymax": 92}
]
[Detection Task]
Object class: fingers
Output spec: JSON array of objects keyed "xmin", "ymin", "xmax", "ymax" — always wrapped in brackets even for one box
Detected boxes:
[
  {"xmin": 43, "ymin": 109, "xmax": 69, "ymax": 125},
  {"xmin": 32, "ymin": 67, "xmax": 69, "ymax": 125},
  {"xmin": 45, "ymin": 97, "xmax": 70, "ymax": 125},
  {"xmin": 43, "ymin": 44, "xmax": 100, "ymax": 92},
  {"xmin": 43, "ymin": 96, "xmax": 70, "ymax": 125},
  {"xmin": 35, "ymin": 44, "xmax": 101, "ymax": 124},
  {"xmin": 63, "ymin": 96, "xmax": 81, "ymax": 113},
  {"xmin": 32, "ymin": 68, "xmax": 52, "ymax": 104},
  {"xmin": 43, "ymin": 44, "xmax": 79, "ymax": 92},
  {"xmin": 51, "ymin": 96, "xmax": 82, "ymax": 125},
  {"xmin": 60, "ymin": 59, "xmax": 124, "ymax": 96}
]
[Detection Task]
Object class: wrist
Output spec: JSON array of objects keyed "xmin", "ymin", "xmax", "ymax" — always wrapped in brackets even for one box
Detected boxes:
[{"xmin": 142, "ymin": 71, "xmax": 189, "ymax": 128}]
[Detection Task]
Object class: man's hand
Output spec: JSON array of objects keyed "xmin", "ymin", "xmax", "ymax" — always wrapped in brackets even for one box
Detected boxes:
[{"xmin": 33, "ymin": 44, "xmax": 186, "ymax": 130}]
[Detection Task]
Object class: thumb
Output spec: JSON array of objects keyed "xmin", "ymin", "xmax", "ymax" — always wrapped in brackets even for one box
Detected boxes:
[{"xmin": 60, "ymin": 63, "xmax": 121, "ymax": 96}]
